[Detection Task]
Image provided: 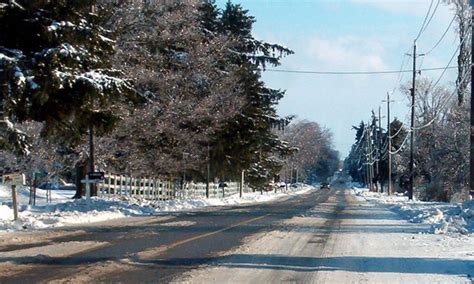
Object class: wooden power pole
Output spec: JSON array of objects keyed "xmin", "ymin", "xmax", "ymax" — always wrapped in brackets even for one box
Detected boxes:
[
  {"xmin": 377, "ymin": 106, "xmax": 382, "ymax": 192},
  {"xmin": 409, "ymin": 42, "xmax": 416, "ymax": 200},
  {"xmin": 386, "ymin": 92, "xmax": 393, "ymax": 195},
  {"xmin": 365, "ymin": 125, "xmax": 370, "ymax": 189}
]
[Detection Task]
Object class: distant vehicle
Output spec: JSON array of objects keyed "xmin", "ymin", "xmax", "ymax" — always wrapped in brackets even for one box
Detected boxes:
[
  {"xmin": 37, "ymin": 181, "xmax": 76, "ymax": 191},
  {"xmin": 320, "ymin": 182, "xmax": 330, "ymax": 190}
]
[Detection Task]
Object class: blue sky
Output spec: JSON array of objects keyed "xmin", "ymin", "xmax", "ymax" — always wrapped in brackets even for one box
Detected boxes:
[{"xmin": 216, "ymin": 0, "xmax": 458, "ymax": 157}]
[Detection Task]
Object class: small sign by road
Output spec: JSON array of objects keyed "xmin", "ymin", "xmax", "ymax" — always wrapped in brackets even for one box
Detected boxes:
[
  {"xmin": 2, "ymin": 173, "xmax": 25, "ymax": 186},
  {"xmin": 87, "ymin": 172, "xmax": 105, "ymax": 180}
]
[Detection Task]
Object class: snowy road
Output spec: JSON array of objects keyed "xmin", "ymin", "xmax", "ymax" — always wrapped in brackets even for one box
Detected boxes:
[{"xmin": 0, "ymin": 187, "xmax": 473, "ymax": 283}]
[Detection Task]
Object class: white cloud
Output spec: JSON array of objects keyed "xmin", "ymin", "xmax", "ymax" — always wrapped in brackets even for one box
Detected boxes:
[{"xmin": 305, "ymin": 35, "xmax": 389, "ymax": 72}]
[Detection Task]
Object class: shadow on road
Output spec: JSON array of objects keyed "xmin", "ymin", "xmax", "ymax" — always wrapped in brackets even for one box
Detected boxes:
[{"xmin": 142, "ymin": 254, "xmax": 473, "ymax": 276}]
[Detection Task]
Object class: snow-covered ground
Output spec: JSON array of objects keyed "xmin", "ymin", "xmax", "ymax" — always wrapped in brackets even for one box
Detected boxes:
[
  {"xmin": 351, "ymin": 187, "xmax": 474, "ymax": 235},
  {"xmin": 0, "ymin": 184, "xmax": 313, "ymax": 232}
]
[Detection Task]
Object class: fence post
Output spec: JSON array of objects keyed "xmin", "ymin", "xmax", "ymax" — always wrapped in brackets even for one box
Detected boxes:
[
  {"xmin": 119, "ymin": 175, "xmax": 123, "ymax": 195},
  {"xmin": 166, "ymin": 181, "xmax": 170, "ymax": 200},
  {"xmin": 169, "ymin": 181, "xmax": 172, "ymax": 200},
  {"xmin": 134, "ymin": 177, "xmax": 138, "ymax": 196},
  {"xmin": 158, "ymin": 180, "xmax": 162, "ymax": 200},
  {"xmin": 137, "ymin": 177, "xmax": 141, "ymax": 197},
  {"xmin": 106, "ymin": 174, "xmax": 111, "ymax": 195},
  {"xmin": 145, "ymin": 178, "xmax": 150, "ymax": 199},
  {"xmin": 114, "ymin": 174, "xmax": 118, "ymax": 195},
  {"xmin": 162, "ymin": 181, "xmax": 166, "ymax": 200}
]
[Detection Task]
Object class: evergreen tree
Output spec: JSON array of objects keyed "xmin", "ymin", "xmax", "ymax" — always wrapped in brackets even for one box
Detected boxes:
[
  {"xmin": 344, "ymin": 121, "xmax": 367, "ymax": 185},
  {"xmin": 0, "ymin": 0, "xmax": 132, "ymax": 155},
  {"xmin": 206, "ymin": 1, "xmax": 294, "ymax": 188},
  {"xmin": 221, "ymin": 1, "xmax": 254, "ymax": 37},
  {"xmin": 199, "ymin": 0, "xmax": 221, "ymax": 33}
]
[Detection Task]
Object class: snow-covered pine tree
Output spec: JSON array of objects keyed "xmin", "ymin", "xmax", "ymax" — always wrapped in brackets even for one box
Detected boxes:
[
  {"xmin": 199, "ymin": 0, "xmax": 222, "ymax": 34},
  {"xmin": 0, "ymin": 0, "xmax": 132, "ymax": 155},
  {"xmin": 344, "ymin": 121, "xmax": 367, "ymax": 186},
  {"xmin": 206, "ymin": 1, "xmax": 294, "ymax": 189}
]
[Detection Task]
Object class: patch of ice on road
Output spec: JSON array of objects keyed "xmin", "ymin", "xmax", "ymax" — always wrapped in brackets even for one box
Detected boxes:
[{"xmin": 0, "ymin": 184, "xmax": 314, "ymax": 233}]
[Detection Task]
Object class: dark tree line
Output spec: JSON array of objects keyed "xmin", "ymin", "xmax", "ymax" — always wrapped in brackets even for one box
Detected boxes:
[{"xmin": 1, "ymin": 0, "xmax": 314, "ymax": 195}]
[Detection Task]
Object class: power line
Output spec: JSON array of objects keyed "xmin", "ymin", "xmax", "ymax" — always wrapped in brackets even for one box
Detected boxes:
[
  {"xmin": 389, "ymin": 131, "xmax": 411, "ymax": 155},
  {"xmin": 395, "ymin": 51, "xmax": 412, "ymax": 87},
  {"xmin": 419, "ymin": 0, "xmax": 441, "ymax": 40},
  {"xmin": 430, "ymin": 33, "xmax": 468, "ymax": 91},
  {"xmin": 424, "ymin": 14, "xmax": 456, "ymax": 55},
  {"xmin": 385, "ymin": 66, "xmax": 469, "ymax": 147},
  {"xmin": 415, "ymin": 0, "xmax": 434, "ymax": 41},
  {"xmin": 413, "ymin": 69, "xmax": 470, "ymax": 131},
  {"xmin": 263, "ymin": 66, "xmax": 457, "ymax": 75},
  {"xmin": 403, "ymin": 36, "xmax": 467, "ymax": 110},
  {"xmin": 388, "ymin": 123, "xmax": 405, "ymax": 139}
]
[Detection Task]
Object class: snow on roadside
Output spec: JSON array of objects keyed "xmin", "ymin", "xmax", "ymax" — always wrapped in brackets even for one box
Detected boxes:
[
  {"xmin": 351, "ymin": 187, "xmax": 474, "ymax": 235},
  {"xmin": 0, "ymin": 184, "xmax": 314, "ymax": 232}
]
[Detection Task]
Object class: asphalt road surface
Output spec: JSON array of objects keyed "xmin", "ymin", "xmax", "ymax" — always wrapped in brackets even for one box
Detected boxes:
[
  {"xmin": 1, "ymin": 187, "xmax": 472, "ymax": 283},
  {"xmin": 0, "ymin": 187, "xmax": 336, "ymax": 283}
]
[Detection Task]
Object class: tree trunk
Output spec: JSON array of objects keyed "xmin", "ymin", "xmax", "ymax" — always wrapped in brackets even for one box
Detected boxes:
[{"xmin": 73, "ymin": 160, "xmax": 88, "ymax": 199}]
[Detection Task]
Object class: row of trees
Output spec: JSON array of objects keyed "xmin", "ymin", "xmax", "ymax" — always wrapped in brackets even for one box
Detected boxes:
[
  {"xmin": 279, "ymin": 121, "xmax": 339, "ymax": 184},
  {"xmin": 345, "ymin": 79, "xmax": 469, "ymax": 201},
  {"xmin": 1, "ymin": 0, "xmax": 337, "ymax": 195},
  {"xmin": 344, "ymin": 117, "xmax": 407, "ymax": 192}
]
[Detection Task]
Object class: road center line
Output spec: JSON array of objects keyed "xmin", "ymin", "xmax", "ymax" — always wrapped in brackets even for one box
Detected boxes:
[{"xmin": 136, "ymin": 213, "xmax": 272, "ymax": 260}]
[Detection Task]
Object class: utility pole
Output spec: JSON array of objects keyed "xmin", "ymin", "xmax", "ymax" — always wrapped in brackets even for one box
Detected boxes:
[
  {"xmin": 377, "ymin": 107, "xmax": 382, "ymax": 192},
  {"xmin": 369, "ymin": 122, "xmax": 374, "ymax": 190},
  {"xmin": 409, "ymin": 42, "xmax": 416, "ymax": 200},
  {"xmin": 366, "ymin": 122, "xmax": 374, "ymax": 191},
  {"xmin": 365, "ymin": 125, "xmax": 370, "ymax": 189},
  {"xmin": 385, "ymin": 92, "xmax": 393, "ymax": 195},
  {"xmin": 470, "ymin": 0, "xmax": 474, "ymax": 198}
]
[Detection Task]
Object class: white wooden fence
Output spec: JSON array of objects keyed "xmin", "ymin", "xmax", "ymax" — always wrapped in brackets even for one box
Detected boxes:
[
  {"xmin": 98, "ymin": 174, "xmax": 246, "ymax": 200},
  {"xmin": 179, "ymin": 181, "xmax": 242, "ymax": 199}
]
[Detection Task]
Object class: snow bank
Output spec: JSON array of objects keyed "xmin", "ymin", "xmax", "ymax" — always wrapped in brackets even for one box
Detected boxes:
[
  {"xmin": 351, "ymin": 187, "xmax": 474, "ymax": 235},
  {"xmin": 0, "ymin": 184, "xmax": 313, "ymax": 232}
]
